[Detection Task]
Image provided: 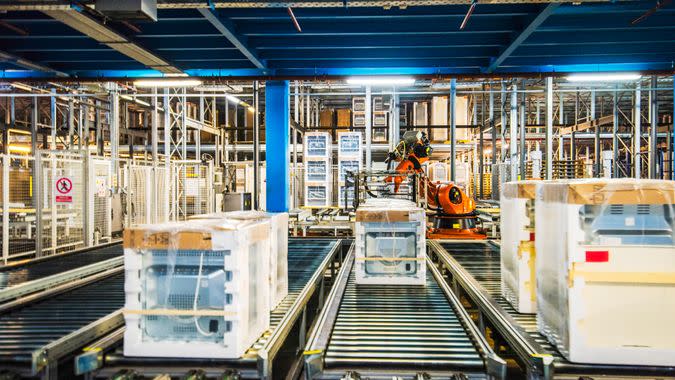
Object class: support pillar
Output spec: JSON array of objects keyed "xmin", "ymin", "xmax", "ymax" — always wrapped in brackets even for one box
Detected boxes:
[
  {"xmin": 253, "ymin": 81, "xmax": 260, "ymax": 210},
  {"xmin": 450, "ymin": 79, "xmax": 457, "ymax": 181},
  {"xmin": 649, "ymin": 76, "xmax": 658, "ymax": 179},
  {"xmin": 265, "ymin": 80, "xmax": 290, "ymax": 212},
  {"xmin": 546, "ymin": 77, "xmax": 553, "ymax": 180},
  {"xmin": 612, "ymin": 85, "xmax": 619, "ymax": 177},
  {"xmin": 365, "ymin": 85, "xmax": 372, "ymax": 170},
  {"xmin": 634, "ymin": 82, "xmax": 641, "ymax": 179},
  {"xmin": 510, "ymin": 84, "xmax": 518, "ymax": 180}
]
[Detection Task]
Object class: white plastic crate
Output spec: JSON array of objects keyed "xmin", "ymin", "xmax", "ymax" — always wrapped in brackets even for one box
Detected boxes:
[
  {"xmin": 354, "ymin": 199, "xmax": 426, "ymax": 285},
  {"xmin": 338, "ymin": 185, "xmax": 355, "ymax": 208},
  {"xmin": 337, "ymin": 131, "xmax": 362, "ymax": 158},
  {"xmin": 305, "ymin": 158, "xmax": 332, "ymax": 183},
  {"xmin": 338, "ymin": 160, "xmax": 361, "ymax": 183},
  {"xmin": 123, "ymin": 218, "xmax": 271, "ymax": 359},
  {"xmin": 188, "ymin": 211, "xmax": 289, "ymax": 310},
  {"xmin": 535, "ymin": 179, "xmax": 675, "ymax": 366},
  {"xmin": 304, "ymin": 132, "xmax": 331, "ymax": 158},
  {"xmin": 500, "ymin": 180, "xmax": 539, "ymax": 314},
  {"xmin": 305, "ymin": 183, "xmax": 332, "ymax": 208}
]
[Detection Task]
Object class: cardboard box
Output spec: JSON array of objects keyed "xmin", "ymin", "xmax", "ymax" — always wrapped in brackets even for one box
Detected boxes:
[
  {"xmin": 536, "ymin": 179, "xmax": 675, "ymax": 365},
  {"xmin": 189, "ymin": 211, "xmax": 289, "ymax": 310},
  {"xmin": 337, "ymin": 109, "xmax": 351, "ymax": 127},
  {"xmin": 123, "ymin": 218, "xmax": 271, "ymax": 359},
  {"xmin": 320, "ymin": 108, "xmax": 334, "ymax": 127},
  {"xmin": 355, "ymin": 199, "xmax": 426, "ymax": 285}
]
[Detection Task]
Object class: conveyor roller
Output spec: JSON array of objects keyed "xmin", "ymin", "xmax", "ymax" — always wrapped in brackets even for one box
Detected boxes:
[
  {"xmin": 305, "ymin": 247, "xmax": 505, "ymax": 379},
  {"xmin": 82, "ymin": 238, "xmax": 344, "ymax": 379},
  {"xmin": 325, "ymin": 272, "xmax": 484, "ymax": 370},
  {"xmin": 0, "ymin": 272, "xmax": 124, "ymax": 376},
  {"xmin": 436, "ymin": 240, "xmax": 675, "ymax": 379},
  {"xmin": 0, "ymin": 243, "xmax": 121, "ymax": 290}
]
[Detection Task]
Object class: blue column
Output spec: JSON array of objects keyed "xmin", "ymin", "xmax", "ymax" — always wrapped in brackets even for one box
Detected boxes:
[{"xmin": 265, "ymin": 80, "xmax": 290, "ymax": 212}]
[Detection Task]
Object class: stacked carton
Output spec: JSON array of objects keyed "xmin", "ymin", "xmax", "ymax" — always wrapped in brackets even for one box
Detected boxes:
[
  {"xmin": 354, "ymin": 199, "xmax": 426, "ymax": 285},
  {"xmin": 500, "ymin": 180, "xmax": 540, "ymax": 314},
  {"xmin": 352, "ymin": 97, "xmax": 366, "ymax": 128},
  {"xmin": 123, "ymin": 218, "xmax": 271, "ymax": 359},
  {"xmin": 535, "ymin": 179, "xmax": 675, "ymax": 366},
  {"xmin": 337, "ymin": 131, "xmax": 362, "ymax": 208},
  {"xmin": 304, "ymin": 132, "xmax": 332, "ymax": 207},
  {"xmin": 372, "ymin": 96, "xmax": 388, "ymax": 142}
]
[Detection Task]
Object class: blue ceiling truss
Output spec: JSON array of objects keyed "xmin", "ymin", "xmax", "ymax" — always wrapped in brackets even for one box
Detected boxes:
[{"xmin": 0, "ymin": 1, "xmax": 673, "ymax": 79}]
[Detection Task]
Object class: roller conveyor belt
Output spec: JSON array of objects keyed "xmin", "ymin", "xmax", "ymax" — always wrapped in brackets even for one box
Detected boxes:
[
  {"xmin": 437, "ymin": 241, "xmax": 675, "ymax": 378},
  {"xmin": 271, "ymin": 239, "xmax": 339, "ymax": 327},
  {"xmin": 305, "ymin": 249, "xmax": 506, "ymax": 379},
  {"xmin": 0, "ymin": 243, "xmax": 122, "ymax": 290},
  {"xmin": 324, "ymin": 272, "xmax": 485, "ymax": 371},
  {"xmin": 87, "ymin": 238, "xmax": 343, "ymax": 379},
  {"xmin": 0, "ymin": 273, "xmax": 124, "ymax": 365}
]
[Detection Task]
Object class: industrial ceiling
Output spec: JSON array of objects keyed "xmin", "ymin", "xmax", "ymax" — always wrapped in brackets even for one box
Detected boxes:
[{"xmin": 0, "ymin": 0, "xmax": 673, "ymax": 78}]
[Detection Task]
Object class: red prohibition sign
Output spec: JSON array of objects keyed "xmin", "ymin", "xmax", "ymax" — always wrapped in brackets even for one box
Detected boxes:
[{"xmin": 56, "ymin": 177, "xmax": 73, "ymax": 194}]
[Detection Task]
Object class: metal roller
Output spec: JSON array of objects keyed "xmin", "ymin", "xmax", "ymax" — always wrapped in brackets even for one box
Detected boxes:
[
  {"xmin": 85, "ymin": 238, "xmax": 344, "ymax": 379},
  {"xmin": 305, "ymin": 247, "xmax": 506, "ymax": 379},
  {"xmin": 437, "ymin": 240, "xmax": 675, "ymax": 379},
  {"xmin": 0, "ymin": 243, "xmax": 121, "ymax": 290}
]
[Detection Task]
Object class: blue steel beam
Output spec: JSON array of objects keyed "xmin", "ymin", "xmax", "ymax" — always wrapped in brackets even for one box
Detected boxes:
[
  {"xmin": 265, "ymin": 80, "xmax": 290, "ymax": 212},
  {"xmin": 4, "ymin": 60, "xmax": 673, "ymax": 79},
  {"xmin": 485, "ymin": 3, "xmax": 559, "ymax": 73},
  {"xmin": 197, "ymin": 8, "xmax": 265, "ymax": 69}
]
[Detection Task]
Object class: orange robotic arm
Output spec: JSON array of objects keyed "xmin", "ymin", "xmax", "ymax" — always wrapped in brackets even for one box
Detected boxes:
[{"xmin": 389, "ymin": 155, "xmax": 476, "ymax": 217}]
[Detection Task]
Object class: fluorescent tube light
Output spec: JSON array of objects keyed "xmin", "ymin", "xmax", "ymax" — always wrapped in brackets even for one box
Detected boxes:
[
  {"xmin": 345, "ymin": 77, "xmax": 415, "ymax": 86},
  {"xmin": 566, "ymin": 73, "xmax": 640, "ymax": 82},
  {"xmin": 134, "ymin": 79, "xmax": 202, "ymax": 88},
  {"xmin": 226, "ymin": 95, "xmax": 242, "ymax": 105}
]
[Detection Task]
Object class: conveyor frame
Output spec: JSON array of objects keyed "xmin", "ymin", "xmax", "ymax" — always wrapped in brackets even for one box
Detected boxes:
[
  {"xmin": 0, "ymin": 267, "xmax": 125, "ymax": 380},
  {"xmin": 303, "ymin": 244, "xmax": 507, "ymax": 379},
  {"xmin": 429, "ymin": 240, "xmax": 675, "ymax": 380},
  {"xmin": 0, "ymin": 242, "xmax": 122, "ymax": 303},
  {"xmin": 77, "ymin": 238, "xmax": 349, "ymax": 380}
]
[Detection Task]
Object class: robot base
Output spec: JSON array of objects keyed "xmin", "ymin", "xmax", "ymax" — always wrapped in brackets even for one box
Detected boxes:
[{"xmin": 427, "ymin": 214, "xmax": 487, "ymax": 240}]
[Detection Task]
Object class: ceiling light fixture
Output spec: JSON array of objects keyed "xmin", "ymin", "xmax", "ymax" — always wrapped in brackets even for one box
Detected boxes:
[
  {"xmin": 134, "ymin": 79, "xmax": 202, "ymax": 88},
  {"xmin": 566, "ymin": 73, "xmax": 641, "ymax": 82},
  {"xmin": 345, "ymin": 77, "xmax": 416, "ymax": 86}
]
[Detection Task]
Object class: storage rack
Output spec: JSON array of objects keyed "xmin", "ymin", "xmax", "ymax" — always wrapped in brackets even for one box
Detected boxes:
[
  {"xmin": 429, "ymin": 240, "xmax": 675, "ymax": 379},
  {"xmin": 304, "ymin": 132, "xmax": 333, "ymax": 208},
  {"xmin": 303, "ymin": 247, "xmax": 507, "ymax": 379},
  {"xmin": 337, "ymin": 131, "xmax": 362, "ymax": 208}
]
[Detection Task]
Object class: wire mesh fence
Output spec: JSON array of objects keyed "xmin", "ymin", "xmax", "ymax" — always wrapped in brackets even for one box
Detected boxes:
[{"xmin": 39, "ymin": 150, "xmax": 86, "ymax": 257}]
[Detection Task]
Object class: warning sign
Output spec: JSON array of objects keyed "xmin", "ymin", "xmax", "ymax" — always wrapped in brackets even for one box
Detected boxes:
[{"xmin": 55, "ymin": 177, "xmax": 73, "ymax": 203}]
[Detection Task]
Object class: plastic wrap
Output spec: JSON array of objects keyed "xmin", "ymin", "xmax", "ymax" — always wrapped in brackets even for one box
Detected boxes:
[
  {"xmin": 535, "ymin": 179, "xmax": 675, "ymax": 366},
  {"xmin": 189, "ymin": 211, "xmax": 289, "ymax": 310},
  {"xmin": 500, "ymin": 180, "xmax": 539, "ymax": 313},
  {"xmin": 354, "ymin": 199, "xmax": 426, "ymax": 285},
  {"xmin": 123, "ymin": 218, "xmax": 271, "ymax": 359}
]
